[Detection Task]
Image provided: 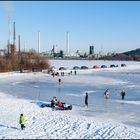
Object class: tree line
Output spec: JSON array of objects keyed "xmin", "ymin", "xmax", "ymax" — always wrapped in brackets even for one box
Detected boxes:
[{"xmin": 0, "ymin": 50, "xmax": 50, "ymax": 72}]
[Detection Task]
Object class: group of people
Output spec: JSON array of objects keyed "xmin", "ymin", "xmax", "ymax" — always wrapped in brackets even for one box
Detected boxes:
[
  {"xmin": 103, "ymin": 89, "xmax": 126, "ymax": 100},
  {"xmin": 19, "ymin": 90, "xmax": 126, "ymax": 131},
  {"xmin": 50, "ymin": 96, "xmax": 72, "ymax": 110},
  {"xmin": 19, "ymin": 96, "xmax": 65, "ymax": 130},
  {"xmin": 51, "ymin": 96, "xmax": 65, "ymax": 109},
  {"xmin": 51, "ymin": 70, "xmax": 77, "ymax": 78},
  {"xmin": 85, "ymin": 89, "xmax": 126, "ymax": 107}
]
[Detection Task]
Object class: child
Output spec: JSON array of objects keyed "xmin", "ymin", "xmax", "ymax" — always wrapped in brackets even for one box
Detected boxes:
[{"xmin": 19, "ymin": 114, "xmax": 25, "ymax": 130}]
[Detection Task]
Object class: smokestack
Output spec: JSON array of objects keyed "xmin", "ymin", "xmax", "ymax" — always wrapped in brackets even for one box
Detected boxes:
[
  {"xmin": 13, "ymin": 22, "xmax": 15, "ymax": 40},
  {"xmin": 18, "ymin": 35, "xmax": 20, "ymax": 54},
  {"xmin": 66, "ymin": 31, "xmax": 69, "ymax": 56},
  {"xmin": 13, "ymin": 21, "xmax": 16, "ymax": 54},
  {"xmin": 7, "ymin": 16, "xmax": 11, "ymax": 54},
  {"xmin": 7, "ymin": 40, "xmax": 10, "ymax": 54},
  {"xmin": 23, "ymin": 41, "xmax": 25, "ymax": 52},
  {"xmin": 38, "ymin": 31, "xmax": 40, "ymax": 54}
]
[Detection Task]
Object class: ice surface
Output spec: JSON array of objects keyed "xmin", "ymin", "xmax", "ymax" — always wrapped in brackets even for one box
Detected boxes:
[{"xmin": 0, "ymin": 60, "xmax": 140, "ymax": 138}]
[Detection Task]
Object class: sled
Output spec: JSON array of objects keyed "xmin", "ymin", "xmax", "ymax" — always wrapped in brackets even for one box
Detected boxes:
[{"xmin": 40, "ymin": 103, "xmax": 72, "ymax": 110}]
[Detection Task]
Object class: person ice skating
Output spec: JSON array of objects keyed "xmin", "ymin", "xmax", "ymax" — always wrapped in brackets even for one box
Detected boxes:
[
  {"xmin": 85, "ymin": 92, "xmax": 88, "ymax": 107},
  {"xmin": 120, "ymin": 90, "xmax": 126, "ymax": 100},
  {"xmin": 58, "ymin": 78, "xmax": 61, "ymax": 85},
  {"xmin": 104, "ymin": 89, "xmax": 109, "ymax": 99},
  {"xmin": 19, "ymin": 114, "xmax": 25, "ymax": 130}
]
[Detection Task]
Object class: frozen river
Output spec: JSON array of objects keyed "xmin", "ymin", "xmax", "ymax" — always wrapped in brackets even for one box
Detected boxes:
[{"xmin": 0, "ymin": 60, "xmax": 140, "ymax": 128}]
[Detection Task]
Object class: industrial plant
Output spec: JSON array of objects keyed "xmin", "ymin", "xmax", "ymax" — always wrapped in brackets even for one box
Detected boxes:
[
  {"xmin": 0, "ymin": 21, "xmax": 16, "ymax": 56},
  {"xmin": 0, "ymin": 17, "xmax": 42, "ymax": 57},
  {"xmin": 1, "ymin": 20, "xmax": 138, "ymax": 61},
  {"xmin": 41, "ymin": 31, "xmax": 97, "ymax": 59},
  {"xmin": 0, "ymin": 20, "xmax": 50, "ymax": 73},
  {"xmin": 0, "ymin": 19, "xmax": 100, "ymax": 59}
]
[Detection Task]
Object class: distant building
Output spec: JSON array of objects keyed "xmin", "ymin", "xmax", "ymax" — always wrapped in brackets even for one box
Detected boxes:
[
  {"xmin": 0, "ymin": 49, "xmax": 6, "ymax": 56},
  {"xmin": 53, "ymin": 45, "xmax": 58, "ymax": 53},
  {"xmin": 64, "ymin": 52, "xmax": 81, "ymax": 58},
  {"xmin": 89, "ymin": 46, "xmax": 94, "ymax": 55},
  {"xmin": 88, "ymin": 46, "xmax": 95, "ymax": 59},
  {"xmin": 59, "ymin": 50, "xmax": 64, "ymax": 58}
]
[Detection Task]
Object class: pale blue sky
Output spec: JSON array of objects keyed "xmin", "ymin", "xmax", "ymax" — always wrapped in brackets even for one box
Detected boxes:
[{"xmin": 0, "ymin": 1, "xmax": 140, "ymax": 54}]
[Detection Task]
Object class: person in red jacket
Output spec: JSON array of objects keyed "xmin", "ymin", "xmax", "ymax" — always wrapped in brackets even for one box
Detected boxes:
[{"xmin": 57, "ymin": 100, "xmax": 64, "ymax": 108}]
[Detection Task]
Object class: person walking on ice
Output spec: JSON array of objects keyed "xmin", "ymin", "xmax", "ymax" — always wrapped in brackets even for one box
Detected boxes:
[
  {"xmin": 58, "ymin": 78, "xmax": 61, "ymax": 85},
  {"xmin": 19, "ymin": 114, "xmax": 25, "ymax": 130},
  {"xmin": 104, "ymin": 89, "xmax": 109, "ymax": 99},
  {"xmin": 120, "ymin": 90, "xmax": 126, "ymax": 100},
  {"xmin": 85, "ymin": 92, "xmax": 88, "ymax": 107},
  {"xmin": 74, "ymin": 70, "xmax": 77, "ymax": 75}
]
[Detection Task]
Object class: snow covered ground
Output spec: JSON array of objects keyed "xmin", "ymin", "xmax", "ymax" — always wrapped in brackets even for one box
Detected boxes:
[{"xmin": 0, "ymin": 60, "xmax": 140, "ymax": 139}]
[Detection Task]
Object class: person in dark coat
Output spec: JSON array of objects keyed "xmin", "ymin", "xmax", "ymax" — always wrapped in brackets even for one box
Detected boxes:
[
  {"xmin": 120, "ymin": 90, "xmax": 126, "ymax": 100},
  {"xmin": 104, "ymin": 89, "xmax": 109, "ymax": 99},
  {"xmin": 58, "ymin": 78, "xmax": 61, "ymax": 85},
  {"xmin": 51, "ymin": 96, "xmax": 57, "ymax": 109},
  {"xmin": 85, "ymin": 92, "xmax": 88, "ymax": 107},
  {"xmin": 74, "ymin": 70, "xmax": 77, "ymax": 75}
]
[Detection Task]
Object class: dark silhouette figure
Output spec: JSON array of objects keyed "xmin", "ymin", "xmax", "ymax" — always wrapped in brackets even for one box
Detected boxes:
[
  {"xmin": 51, "ymin": 96, "xmax": 57, "ymax": 107},
  {"xmin": 74, "ymin": 70, "xmax": 77, "ymax": 75},
  {"xmin": 85, "ymin": 92, "xmax": 88, "ymax": 107},
  {"xmin": 58, "ymin": 78, "xmax": 61, "ymax": 85},
  {"xmin": 104, "ymin": 89, "xmax": 109, "ymax": 99},
  {"xmin": 61, "ymin": 72, "xmax": 63, "ymax": 76},
  {"xmin": 120, "ymin": 90, "xmax": 126, "ymax": 100}
]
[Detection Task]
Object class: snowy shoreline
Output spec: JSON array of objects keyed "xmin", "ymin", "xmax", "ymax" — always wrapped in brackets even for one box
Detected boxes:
[{"xmin": 0, "ymin": 91, "xmax": 140, "ymax": 139}]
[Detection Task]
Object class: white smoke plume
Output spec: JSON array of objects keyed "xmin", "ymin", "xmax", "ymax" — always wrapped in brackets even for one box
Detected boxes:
[
  {"xmin": 1, "ymin": 1, "xmax": 14, "ymax": 20},
  {"xmin": 0, "ymin": 1, "xmax": 14, "ymax": 47}
]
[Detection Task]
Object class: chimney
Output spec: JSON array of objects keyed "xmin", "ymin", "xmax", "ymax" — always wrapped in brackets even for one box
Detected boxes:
[
  {"xmin": 66, "ymin": 31, "xmax": 69, "ymax": 56},
  {"xmin": 13, "ymin": 21, "xmax": 16, "ymax": 54},
  {"xmin": 7, "ymin": 16, "xmax": 11, "ymax": 54},
  {"xmin": 18, "ymin": 35, "xmax": 20, "ymax": 54},
  {"xmin": 7, "ymin": 40, "xmax": 10, "ymax": 54},
  {"xmin": 38, "ymin": 31, "xmax": 40, "ymax": 54}
]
